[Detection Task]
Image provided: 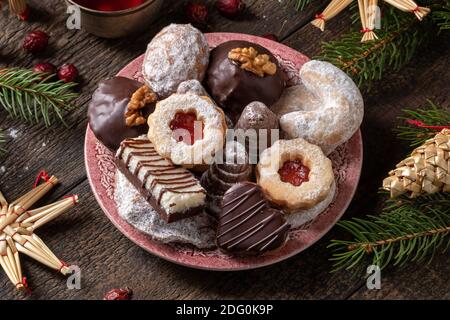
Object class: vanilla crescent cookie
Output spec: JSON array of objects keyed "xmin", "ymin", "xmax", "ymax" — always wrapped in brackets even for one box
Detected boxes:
[
  {"xmin": 147, "ymin": 94, "xmax": 227, "ymax": 167},
  {"xmin": 256, "ymin": 138, "xmax": 334, "ymax": 212},
  {"xmin": 142, "ymin": 24, "xmax": 209, "ymax": 98},
  {"xmin": 271, "ymin": 60, "xmax": 364, "ymax": 155}
]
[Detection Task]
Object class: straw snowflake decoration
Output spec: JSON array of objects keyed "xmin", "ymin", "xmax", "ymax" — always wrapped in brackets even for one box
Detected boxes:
[
  {"xmin": 311, "ymin": 0, "xmax": 431, "ymax": 42},
  {"xmin": 0, "ymin": 171, "xmax": 78, "ymax": 293}
]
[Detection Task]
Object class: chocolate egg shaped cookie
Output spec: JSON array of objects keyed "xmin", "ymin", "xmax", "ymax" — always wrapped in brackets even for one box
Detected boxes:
[
  {"xmin": 206, "ymin": 40, "xmax": 286, "ymax": 121},
  {"xmin": 88, "ymin": 77, "xmax": 156, "ymax": 151}
]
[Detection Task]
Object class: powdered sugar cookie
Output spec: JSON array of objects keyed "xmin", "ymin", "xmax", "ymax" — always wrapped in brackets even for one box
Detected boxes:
[
  {"xmin": 272, "ymin": 60, "xmax": 364, "ymax": 155},
  {"xmin": 142, "ymin": 24, "xmax": 209, "ymax": 98}
]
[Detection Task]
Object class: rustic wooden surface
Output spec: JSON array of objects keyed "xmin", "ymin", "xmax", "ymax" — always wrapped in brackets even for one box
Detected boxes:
[{"xmin": 0, "ymin": 0, "xmax": 449, "ymax": 300}]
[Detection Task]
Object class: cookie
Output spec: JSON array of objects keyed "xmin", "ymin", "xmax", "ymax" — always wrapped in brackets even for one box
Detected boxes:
[
  {"xmin": 116, "ymin": 136, "xmax": 206, "ymax": 223},
  {"xmin": 115, "ymin": 170, "xmax": 216, "ymax": 249},
  {"xmin": 272, "ymin": 60, "xmax": 364, "ymax": 155},
  {"xmin": 206, "ymin": 40, "xmax": 285, "ymax": 121},
  {"xmin": 201, "ymin": 141, "xmax": 252, "ymax": 217},
  {"xmin": 142, "ymin": 24, "xmax": 209, "ymax": 98},
  {"xmin": 217, "ymin": 182, "xmax": 290, "ymax": 255},
  {"xmin": 147, "ymin": 94, "xmax": 227, "ymax": 168},
  {"xmin": 256, "ymin": 138, "xmax": 335, "ymax": 211},
  {"xmin": 88, "ymin": 77, "xmax": 156, "ymax": 150}
]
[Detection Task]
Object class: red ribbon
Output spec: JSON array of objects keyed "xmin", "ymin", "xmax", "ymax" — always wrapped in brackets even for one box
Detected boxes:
[
  {"xmin": 33, "ymin": 170, "xmax": 51, "ymax": 189},
  {"xmin": 315, "ymin": 13, "xmax": 325, "ymax": 20},
  {"xmin": 59, "ymin": 260, "xmax": 69, "ymax": 273},
  {"xmin": 406, "ymin": 119, "xmax": 450, "ymax": 130},
  {"xmin": 20, "ymin": 277, "xmax": 32, "ymax": 295},
  {"xmin": 360, "ymin": 28, "xmax": 373, "ymax": 33},
  {"xmin": 411, "ymin": 6, "xmax": 420, "ymax": 12},
  {"xmin": 64, "ymin": 195, "xmax": 79, "ymax": 206}
]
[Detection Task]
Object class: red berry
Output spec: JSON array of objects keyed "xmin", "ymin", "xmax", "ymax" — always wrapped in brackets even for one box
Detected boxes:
[
  {"xmin": 216, "ymin": 0, "xmax": 245, "ymax": 18},
  {"xmin": 185, "ymin": 2, "xmax": 208, "ymax": 28},
  {"xmin": 33, "ymin": 63, "xmax": 57, "ymax": 80},
  {"xmin": 103, "ymin": 287, "xmax": 133, "ymax": 300},
  {"xmin": 18, "ymin": 6, "xmax": 30, "ymax": 21},
  {"xmin": 58, "ymin": 64, "xmax": 79, "ymax": 83},
  {"xmin": 262, "ymin": 34, "xmax": 279, "ymax": 42},
  {"xmin": 23, "ymin": 30, "xmax": 49, "ymax": 54}
]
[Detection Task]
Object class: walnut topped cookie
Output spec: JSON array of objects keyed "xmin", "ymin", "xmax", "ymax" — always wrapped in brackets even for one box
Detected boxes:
[{"xmin": 147, "ymin": 93, "xmax": 227, "ymax": 168}]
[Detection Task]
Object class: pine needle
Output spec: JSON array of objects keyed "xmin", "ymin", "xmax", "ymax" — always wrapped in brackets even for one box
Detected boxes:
[
  {"xmin": 283, "ymin": 0, "xmax": 317, "ymax": 11},
  {"xmin": 0, "ymin": 129, "xmax": 5, "ymax": 154},
  {"xmin": 395, "ymin": 101, "xmax": 450, "ymax": 147},
  {"xmin": 328, "ymin": 193, "xmax": 450, "ymax": 272},
  {"xmin": 0, "ymin": 68, "xmax": 79, "ymax": 127},
  {"xmin": 316, "ymin": 14, "xmax": 431, "ymax": 90}
]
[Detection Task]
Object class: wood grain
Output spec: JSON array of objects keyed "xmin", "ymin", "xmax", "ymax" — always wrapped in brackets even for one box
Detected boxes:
[{"xmin": 0, "ymin": 0, "xmax": 448, "ymax": 300}]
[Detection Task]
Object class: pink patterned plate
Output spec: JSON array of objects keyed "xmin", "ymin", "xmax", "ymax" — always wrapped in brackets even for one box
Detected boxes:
[{"xmin": 85, "ymin": 33, "xmax": 363, "ymax": 271}]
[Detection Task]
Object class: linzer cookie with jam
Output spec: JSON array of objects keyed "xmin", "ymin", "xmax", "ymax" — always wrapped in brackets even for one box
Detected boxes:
[
  {"xmin": 115, "ymin": 136, "xmax": 206, "ymax": 223},
  {"xmin": 217, "ymin": 182, "xmax": 290, "ymax": 255},
  {"xmin": 256, "ymin": 138, "xmax": 336, "ymax": 228}
]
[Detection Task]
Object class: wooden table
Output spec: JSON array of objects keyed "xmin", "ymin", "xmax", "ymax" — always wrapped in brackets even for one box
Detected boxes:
[{"xmin": 0, "ymin": 0, "xmax": 449, "ymax": 300}]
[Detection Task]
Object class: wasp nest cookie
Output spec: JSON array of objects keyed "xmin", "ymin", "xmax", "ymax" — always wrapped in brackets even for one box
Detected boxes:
[
  {"xmin": 256, "ymin": 138, "xmax": 335, "ymax": 225},
  {"xmin": 147, "ymin": 94, "xmax": 227, "ymax": 167},
  {"xmin": 272, "ymin": 60, "xmax": 364, "ymax": 155},
  {"xmin": 142, "ymin": 24, "xmax": 209, "ymax": 98}
]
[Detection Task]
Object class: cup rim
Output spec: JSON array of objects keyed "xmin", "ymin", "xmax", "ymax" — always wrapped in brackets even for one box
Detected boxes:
[{"xmin": 66, "ymin": 0, "xmax": 155, "ymax": 16}]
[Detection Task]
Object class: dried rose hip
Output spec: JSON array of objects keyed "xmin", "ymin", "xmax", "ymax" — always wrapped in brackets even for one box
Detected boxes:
[
  {"xmin": 216, "ymin": 0, "xmax": 246, "ymax": 19},
  {"xmin": 185, "ymin": 2, "xmax": 208, "ymax": 28},
  {"xmin": 57, "ymin": 63, "xmax": 79, "ymax": 83},
  {"xmin": 23, "ymin": 30, "xmax": 49, "ymax": 54},
  {"xmin": 33, "ymin": 62, "xmax": 57, "ymax": 80},
  {"xmin": 103, "ymin": 287, "xmax": 133, "ymax": 300}
]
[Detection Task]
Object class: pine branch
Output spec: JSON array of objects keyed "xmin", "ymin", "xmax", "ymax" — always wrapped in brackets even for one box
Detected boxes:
[
  {"xmin": 283, "ymin": 0, "xmax": 317, "ymax": 11},
  {"xmin": 328, "ymin": 193, "xmax": 450, "ymax": 272},
  {"xmin": 316, "ymin": 16, "xmax": 431, "ymax": 90},
  {"xmin": 0, "ymin": 129, "xmax": 5, "ymax": 154},
  {"xmin": 395, "ymin": 100, "xmax": 450, "ymax": 147},
  {"xmin": 0, "ymin": 68, "xmax": 79, "ymax": 127},
  {"xmin": 432, "ymin": 0, "xmax": 450, "ymax": 30}
]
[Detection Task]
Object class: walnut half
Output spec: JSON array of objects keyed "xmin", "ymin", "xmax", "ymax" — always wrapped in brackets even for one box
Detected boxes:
[
  {"xmin": 125, "ymin": 86, "xmax": 158, "ymax": 127},
  {"xmin": 228, "ymin": 47, "xmax": 277, "ymax": 77}
]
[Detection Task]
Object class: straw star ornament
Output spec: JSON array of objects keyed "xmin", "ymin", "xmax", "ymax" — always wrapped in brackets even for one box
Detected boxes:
[
  {"xmin": 0, "ymin": 171, "xmax": 78, "ymax": 293},
  {"xmin": 311, "ymin": 0, "xmax": 431, "ymax": 42}
]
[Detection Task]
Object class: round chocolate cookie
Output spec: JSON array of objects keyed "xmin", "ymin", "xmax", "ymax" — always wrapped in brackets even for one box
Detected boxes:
[
  {"xmin": 205, "ymin": 40, "xmax": 286, "ymax": 121},
  {"xmin": 88, "ymin": 77, "xmax": 155, "ymax": 150}
]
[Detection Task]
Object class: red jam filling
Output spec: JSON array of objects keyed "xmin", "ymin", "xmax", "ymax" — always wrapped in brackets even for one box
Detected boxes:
[
  {"xmin": 74, "ymin": 0, "xmax": 145, "ymax": 11},
  {"xmin": 169, "ymin": 112, "xmax": 204, "ymax": 145},
  {"xmin": 278, "ymin": 159, "xmax": 310, "ymax": 187}
]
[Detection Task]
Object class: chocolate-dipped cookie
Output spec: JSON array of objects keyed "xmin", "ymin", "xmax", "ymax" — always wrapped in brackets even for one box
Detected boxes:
[
  {"xmin": 217, "ymin": 182, "xmax": 290, "ymax": 255},
  {"xmin": 206, "ymin": 40, "xmax": 286, "ymax": 121},
  {"xmin": 88, "ymin": 77, "xmax": 156, "ymax": 150},
  {"xmin": 235, "ymin": 101, "xmax": 280, "ymax": 162}
]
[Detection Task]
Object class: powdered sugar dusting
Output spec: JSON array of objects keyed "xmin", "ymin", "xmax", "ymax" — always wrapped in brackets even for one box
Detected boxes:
[
  {"xmin": 142, "ymin": 24, "xmax": 209, "ymax": 97},
  {"xmin": 115, "ymin": 170, "xmax": 216, "ymax": 249},
  {"xmin": 277, "ymin": 60, "xmax": 364, "ymax": 155}
]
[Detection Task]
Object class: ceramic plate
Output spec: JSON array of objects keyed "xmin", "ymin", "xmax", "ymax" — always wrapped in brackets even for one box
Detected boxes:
[{"xmin": 85, "ymin": 33, "xmax": 363, "ymax": 271}]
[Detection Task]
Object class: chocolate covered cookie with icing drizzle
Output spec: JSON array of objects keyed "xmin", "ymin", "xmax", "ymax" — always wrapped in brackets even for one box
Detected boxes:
[
  {"xmin": 116, "ymin": 136, "xmax": 206, "ymax": 223},
  {"xmin": 217, "ymin": 182, "xmax": 290, "ymax": 255}
]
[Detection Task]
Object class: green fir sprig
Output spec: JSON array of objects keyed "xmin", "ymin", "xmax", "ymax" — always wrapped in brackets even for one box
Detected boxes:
[
  {"xmin": 0, "ymin": 68, "xmax": 79, "ymax": 127},
  {"xmin": 284, "ymin": 0, "xmax": 317, "ymax": 11},
  {"xmin": 395, "ymin": 101, "xmax": 450, "ymax": 147},
  {"xmin": 0, "ymin": 129, "xmax": 5, "ymax": 154},
  {"xmin": 328, "ymin": 192, "xmax": 450, "ymax": 273},
  {"xmin": 329, "ymin": 102, "xmax": 450, "ymax": 273}
]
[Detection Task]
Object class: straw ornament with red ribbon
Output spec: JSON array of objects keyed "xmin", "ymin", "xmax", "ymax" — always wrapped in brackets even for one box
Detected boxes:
[
  {"xmin": 311, "ymin": 0, "xmax": 431, "ymax": 42},
  {"xmin": 0, "ymin": 170, "xmax": 79, "ymax": 292},
  {"xmin": 3, "ymin": 0, "xmax": 30, "ymax": 20}
]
